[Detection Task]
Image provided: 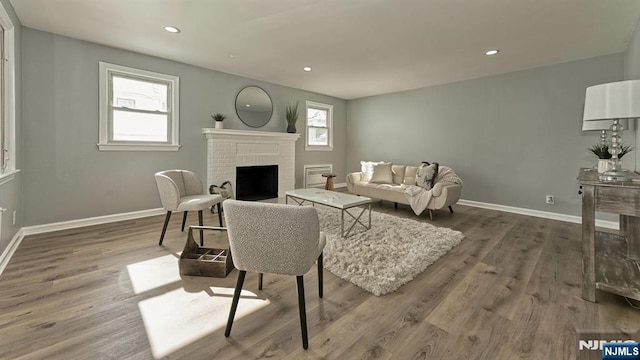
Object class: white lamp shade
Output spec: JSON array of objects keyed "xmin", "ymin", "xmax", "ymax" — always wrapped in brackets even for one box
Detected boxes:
[
  {"xmin": 583, "ymin": 80, "xmax": 640, "ymax": 121},
  {"xmin": 582, "ymin": 118, "xmax": 628, "ymax": 131}
]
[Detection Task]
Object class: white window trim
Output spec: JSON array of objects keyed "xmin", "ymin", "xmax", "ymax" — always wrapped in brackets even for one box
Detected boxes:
[
  {"xmin": 305, "ymin": 100, "xmax": 333, "ymax": 151},
  {"xmin": 98, "ymin": 62, "xmax": 180, "ymax": 151},
  {"xmin": 0, "ymin": 3, "xmax": 16, "ymax": 185}
]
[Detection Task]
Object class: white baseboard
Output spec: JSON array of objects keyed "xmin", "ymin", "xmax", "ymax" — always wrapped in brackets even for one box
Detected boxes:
[
  {"xmin": 334, "ymin": 182, "xmax": 347, "ymax": 189},
  {"xmin": 21, "ymin": 208, "xmax": 165, "ymax": 236},
  {"xmin": 1, "ymin": 208, "xmax": 165, "ymax": 275},
  {"xmin": 457, "ymin": 199, "xmax": 619, "ymax": 230},
  {"xmin": 0, "ymin": 228, "xmax": 24, "ymax": 275}
]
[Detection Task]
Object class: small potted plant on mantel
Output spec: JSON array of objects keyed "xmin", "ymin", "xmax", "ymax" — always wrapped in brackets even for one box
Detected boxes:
[
  {"xmin": 211, "ymin": 113, "xmax": 227, "ymax": 129},
  {"xmin": 285, "ymin": 101, "xmax": 299, "ymax": 133},
  {"xmin": 588, "ymin": 143, "xmax": 633, "ymax": 173}
]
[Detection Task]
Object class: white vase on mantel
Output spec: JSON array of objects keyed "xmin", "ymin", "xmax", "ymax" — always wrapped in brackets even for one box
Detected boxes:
[
  {"xmin": 214, "ymin": 121, "xmax": 224, "ymax": 129},
  {"xmin": 597, "ymin": 159, "xmax": 614, "ymax": 173}
]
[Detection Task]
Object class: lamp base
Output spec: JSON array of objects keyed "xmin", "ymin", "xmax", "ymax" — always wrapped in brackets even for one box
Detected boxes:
[{"xmin": 598, "ymin": 169, "xmax": 632, "ymax": 182}]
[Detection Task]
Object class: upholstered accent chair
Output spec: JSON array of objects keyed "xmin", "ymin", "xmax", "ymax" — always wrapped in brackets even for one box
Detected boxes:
[
  {"xmin": 222, "ymin": 199, "xmax": 326, "ymax": 350},
  {"xmin": 154, "ymin": 170, "xmax": 223, "ymax": 245}
]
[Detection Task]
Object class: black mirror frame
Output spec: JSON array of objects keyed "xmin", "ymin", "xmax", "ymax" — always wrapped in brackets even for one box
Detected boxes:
[{"xmin": 235, "ymin": 86, "xmax": 273, "ymax": 128}]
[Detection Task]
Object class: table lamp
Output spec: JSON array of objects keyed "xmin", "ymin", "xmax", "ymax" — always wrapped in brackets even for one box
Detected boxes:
[
  {"xmin": 582, "ymin": 119, "xmax": 628, "ymax": 146},
  {"xmin": 583, "ymin": 80, "xmax": 640, "ymax": 181}
]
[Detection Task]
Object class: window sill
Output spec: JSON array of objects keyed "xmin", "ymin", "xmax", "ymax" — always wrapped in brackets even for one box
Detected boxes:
[
  {"xmin": 97, "ymin": 143, "xmax": 181, "ymax": 151},
  {"xmin": 305, "ymin": 146, "xmax": 334, "ymax": 152},
  {"xmin": 0, "ymin": 169, "xmax": 20, "ymax": 186}
]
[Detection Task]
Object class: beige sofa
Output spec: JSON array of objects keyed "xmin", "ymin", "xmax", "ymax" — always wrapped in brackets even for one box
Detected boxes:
[{"xmin": 346, "ymin": 164, "xmax": 462, "ymax": 220}]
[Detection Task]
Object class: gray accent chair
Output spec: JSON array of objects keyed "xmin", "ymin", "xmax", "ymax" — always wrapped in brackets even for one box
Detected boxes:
[
  {"xmin": 154, "ymin": 170, "xmax": 223, "ymax": 245},
  {"xmin": 223, "ymin": 199, "xmax": 326, "ymax": 350}
]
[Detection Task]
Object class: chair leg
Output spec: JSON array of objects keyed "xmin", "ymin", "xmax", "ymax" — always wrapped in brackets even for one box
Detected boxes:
[
  {"xmin": 181, "ymin": 211, "xmax": 188, "ymax": 232},
  {"xmin": 318, "ymin": 253, "xmax": 323, "ymax": 298},
  {"xmin": 225, "ymin": 270, "xmax": 246, "ymax": 337},
  {"xmin": 217, "ymin": 203, "xmax": 223, "ymax": 226},
  {"xmin": 258, "ymin": 273, "xmax": 263, "ymax": 290},
  {"xmin": 296, "ymin": 275, "xmax": 309, "ymax": 350},
  {"xmin": 449, "ymin": 205, "xmax": 454, "ymax": 213},
  {"xmin": 428, "ymin": 209, "xmax": 434, "ymax": 221},
  {"xmin": 159, "ymin": 211, "xmax": 172, "ymax": 245},
  {"xmin": 198, "ymin": 210, "xmax": 204, "ymax": 246}
]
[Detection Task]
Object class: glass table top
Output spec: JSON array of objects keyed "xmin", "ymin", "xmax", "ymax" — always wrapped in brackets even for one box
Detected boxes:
[{"xmin": 285, "ymin": 188, "xmax": 371, "ymax": 209}]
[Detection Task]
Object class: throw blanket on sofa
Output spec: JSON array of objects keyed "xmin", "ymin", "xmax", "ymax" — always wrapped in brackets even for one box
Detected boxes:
[
  {"xmin": 404, "ymin": 186, "xmax": 433, "ymax": 216},
  {"xmin": 404, "ymin": 166, "xmax": 463, "ymax": 215}
]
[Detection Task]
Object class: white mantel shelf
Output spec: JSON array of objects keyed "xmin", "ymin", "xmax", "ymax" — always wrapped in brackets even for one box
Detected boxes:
[{"xmin": 202, "ymin": 128, "xmax": 301, "ymax": 141}]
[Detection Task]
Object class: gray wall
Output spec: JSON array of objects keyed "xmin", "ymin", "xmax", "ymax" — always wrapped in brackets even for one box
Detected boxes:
[
  {"xmin": 346, "ymin": 54, "xmax": 625, "ymax": 217},
  {"xmin": 0, "ymin": 0, "xmax": 21, "ymax": 256},
  {"xmin": 625, "ymin": 20, "xmax": 640, "ymax": 171},
  {"xmin": 21, "ymin": 27, "xmax": 346, "ymax": 226}
]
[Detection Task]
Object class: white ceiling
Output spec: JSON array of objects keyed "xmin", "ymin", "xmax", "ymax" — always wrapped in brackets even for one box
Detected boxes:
[{"xmin": 9, "ymin": 0, "xmax": 640, "ymax": 100}]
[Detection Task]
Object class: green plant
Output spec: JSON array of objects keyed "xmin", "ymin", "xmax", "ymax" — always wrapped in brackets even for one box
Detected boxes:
[
  {"xmin": 211, "ymin": 113, "xmax": 226, "ymax": 122},
  {"xmin": 588, "ymin": 143, "xmax": 633, "ymax": 159},
  {"xmin": 588, "ymin": 143, "xmax": 611, "ymax": 159},
  {"xmin": 285, "ymin": 101, "xmax": 299, "ymax": 125},
  {"xmin": 619, "ymin": 145, "xmax": 633, "ymax": 159}
]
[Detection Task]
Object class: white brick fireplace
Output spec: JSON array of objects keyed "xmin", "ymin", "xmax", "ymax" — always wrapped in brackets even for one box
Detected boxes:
[{"xmin": 202, "ymin": 128, "xmax": 301, "ymax": 198}]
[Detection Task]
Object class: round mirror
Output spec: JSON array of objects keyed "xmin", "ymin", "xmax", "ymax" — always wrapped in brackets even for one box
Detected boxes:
[{"xmin": 235, "ymin": 86, "xmax": 273, "ymax": 128}]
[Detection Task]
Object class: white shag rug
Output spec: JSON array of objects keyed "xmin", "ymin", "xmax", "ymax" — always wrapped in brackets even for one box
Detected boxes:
[{"xmin": 316, "ymin": 206, "xmax": 465, "ymax": 296}]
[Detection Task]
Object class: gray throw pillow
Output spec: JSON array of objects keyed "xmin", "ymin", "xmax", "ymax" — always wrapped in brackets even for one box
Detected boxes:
[{"xmin": 416, "ymin": 161, "xmax": 439, "ymax": 190}]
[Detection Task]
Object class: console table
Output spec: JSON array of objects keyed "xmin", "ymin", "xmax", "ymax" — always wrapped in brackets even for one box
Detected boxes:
[{"xmin": 577, "ymin": 168, "xmax": 640, "ymax": 302}]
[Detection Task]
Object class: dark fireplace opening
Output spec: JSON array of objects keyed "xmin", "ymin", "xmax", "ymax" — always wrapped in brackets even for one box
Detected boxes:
[{"xmin": 236, "ymin": 165, "xmax": 278, "ymax": 201}]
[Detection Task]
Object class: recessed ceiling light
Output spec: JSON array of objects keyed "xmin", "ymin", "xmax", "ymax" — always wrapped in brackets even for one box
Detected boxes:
[
  {"xmin": 484, "ymin": 49, "xmax": 499, "ymax": 56},
  {"xmin": 246, "ymin": 104, "xmax": 251, "ymax": 107},
  {"xmin": 303, "ymin": 66, "xmax": 312, "ymax": 72},
  {"xmin": 163, "ymin": 26, "xmax": 181, "ymax": 33}
]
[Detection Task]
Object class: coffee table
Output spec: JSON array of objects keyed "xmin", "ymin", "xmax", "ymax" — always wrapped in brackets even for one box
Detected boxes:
[{"xmin": 285, "ymin": 189, "xmax": 372, "ymax": 238}]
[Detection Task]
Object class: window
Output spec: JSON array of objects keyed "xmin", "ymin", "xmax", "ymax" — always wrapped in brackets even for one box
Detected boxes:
[
  {"xmin": 99, "ymin": 62, "xmax": 180, "ymax": 151},
  {"xmin": 305, "ymin": 101, "xmax": 333, "ymax": 151},
  {"xmin": 0, "ymin": 2, "xmax": 16, "ymax": 185}
]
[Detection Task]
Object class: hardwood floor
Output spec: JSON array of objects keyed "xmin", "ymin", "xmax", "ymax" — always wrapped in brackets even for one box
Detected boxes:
[{"xmin": 1, "ymin": 202, "xmax": 639, "ymax": 359}]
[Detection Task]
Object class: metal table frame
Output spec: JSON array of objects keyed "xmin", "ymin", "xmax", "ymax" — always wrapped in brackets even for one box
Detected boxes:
[{"xmin": 286, "ymin": 194, "xmax": 371, "ymax": 238}]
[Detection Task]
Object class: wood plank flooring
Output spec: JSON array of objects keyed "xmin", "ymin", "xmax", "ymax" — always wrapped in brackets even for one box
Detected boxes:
[{"xmin": 1, "ymin": 202, "xmax": 639, "ymax": 359}]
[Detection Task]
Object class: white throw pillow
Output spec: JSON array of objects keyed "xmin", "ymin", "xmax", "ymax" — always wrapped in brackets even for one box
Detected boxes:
[
  {"xmin": 360, "ymin": 161, "xmax": 383, "ymax": 182},
  {"xmin": 370, "ymin": 162, "xmax": 393, "ymax": 184}
]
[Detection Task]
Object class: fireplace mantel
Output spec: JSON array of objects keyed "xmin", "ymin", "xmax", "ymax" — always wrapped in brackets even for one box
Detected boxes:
[
  {"xmin": 202, "ymin": 128, "xmax": 301, "ymax": 142},
  {"xmin": 202, "ymin": 128, "xmax": 301, "ymax": 198}
]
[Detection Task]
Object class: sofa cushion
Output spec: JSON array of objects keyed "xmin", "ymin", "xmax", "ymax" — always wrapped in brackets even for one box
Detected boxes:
[
  {"xmin": 403, "ymin": 166, "xmax": 418, "ymax": 185},
  {"xmin": 416, "ymin": 162, "xmax": 439, "ymax": 190},
  {"xmin": 360, "ymin": 161, "xmax": 383, "ymax": 182},
  {"xmin": 370, "ymin": 162, "xmax": 393, "ymax": 183},
  {"xmin": 352, "ymin": 181, "xmax": 409, "ymax": 205},
  {"xmin": 392, "ymin": 165, "xmax": 406, "ymax": 185}
]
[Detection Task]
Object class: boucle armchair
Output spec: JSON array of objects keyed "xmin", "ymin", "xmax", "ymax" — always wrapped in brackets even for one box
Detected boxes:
[
  {"xmin": 154, "ymin": 170, "xmax": 223, "ymax": 245},
  {"xmin": 222, "ymin": 200, "xmax": 326, "ymax": 350}
]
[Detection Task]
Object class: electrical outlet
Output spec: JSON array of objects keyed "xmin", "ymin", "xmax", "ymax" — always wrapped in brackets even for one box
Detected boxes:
[
  {"xmin": 546, "ymin": 195, "xmax": 555, "ymax": 205},
  {"xmin": 12, "ymin": 210, "xmax": 16, "ymax": 225}
]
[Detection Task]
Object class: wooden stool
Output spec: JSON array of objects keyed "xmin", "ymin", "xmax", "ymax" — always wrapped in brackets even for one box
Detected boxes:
[{"xmin": 321, "ymin": 173, "xmax": 337, "ymax": 191}]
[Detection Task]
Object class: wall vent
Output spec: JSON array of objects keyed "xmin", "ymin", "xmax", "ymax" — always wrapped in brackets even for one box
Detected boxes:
[{"xmin": 304, "ymin": 164, "xmax": 333, "ymax": 188}]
